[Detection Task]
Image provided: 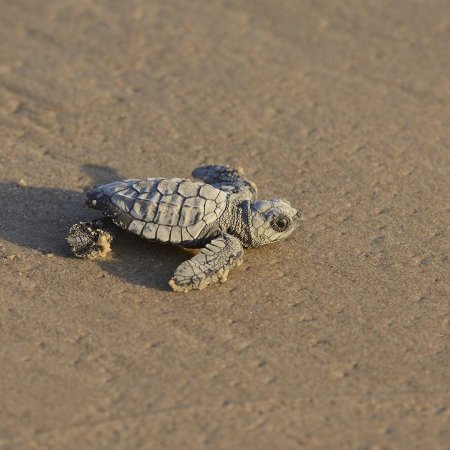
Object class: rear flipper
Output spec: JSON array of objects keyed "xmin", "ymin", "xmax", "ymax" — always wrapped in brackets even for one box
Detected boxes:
[
  {"xmin": 169, "ymin": 234, "xmax": 244, "ymax": 292},
  {"xmin": 67, "ymin": 218, "xmax": 117, "ymax": 260}
]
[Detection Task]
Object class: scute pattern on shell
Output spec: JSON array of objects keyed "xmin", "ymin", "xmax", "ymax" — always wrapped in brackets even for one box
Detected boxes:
[{"xmin": 93, "ymin": 178, "xmax": 229, "ymax": 244}]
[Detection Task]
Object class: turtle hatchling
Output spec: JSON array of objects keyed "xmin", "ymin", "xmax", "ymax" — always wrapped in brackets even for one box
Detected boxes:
[{"xmin": 67, "ymin": 165, "xmax": 302, "ymax": 292}]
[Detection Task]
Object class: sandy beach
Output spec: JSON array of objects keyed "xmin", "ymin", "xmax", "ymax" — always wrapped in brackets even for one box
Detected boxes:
[{"xmin": 1, "ymin": 1, "xmax": 449, "ymax": 448}]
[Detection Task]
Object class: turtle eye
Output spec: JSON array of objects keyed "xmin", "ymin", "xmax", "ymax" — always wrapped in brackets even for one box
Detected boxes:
[{"xmin": 271, "ymin": 216, "xmax": 290, "ymax": 232}]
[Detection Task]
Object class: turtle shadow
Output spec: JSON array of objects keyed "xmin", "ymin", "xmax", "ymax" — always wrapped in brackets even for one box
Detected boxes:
[
  {"xmin": 0, "ymin": 174, "xmax": 190, "ymax": 291},
  {"xmin": 98, "ymin": 234, "xmax": 191, "ymax": 291},
  {"xmin": 80, "ymin": 164, "xmax": 122, "ymax": 186}
]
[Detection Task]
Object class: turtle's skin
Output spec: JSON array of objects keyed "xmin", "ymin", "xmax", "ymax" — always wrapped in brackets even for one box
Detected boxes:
[{"xmin": 67, "ymin": 165, "xmax": 302, "ymax": 292}]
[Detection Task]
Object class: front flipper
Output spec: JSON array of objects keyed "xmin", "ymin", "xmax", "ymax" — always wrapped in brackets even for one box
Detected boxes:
[
  {"xmin": 192, "ymin": 165, "xmax": 257, "ymax": 200},
  {"xmin": 169, "ymin": 234, "xmax": 244, "ymax": 292}
]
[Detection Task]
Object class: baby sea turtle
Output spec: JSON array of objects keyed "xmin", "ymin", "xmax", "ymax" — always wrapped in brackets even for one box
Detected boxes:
[{"xmin": 67, "ymin": 165, "xmax": 301, "ymax": 292}]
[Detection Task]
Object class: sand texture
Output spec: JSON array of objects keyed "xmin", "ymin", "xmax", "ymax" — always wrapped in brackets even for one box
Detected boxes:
[{"xmin": 0, "ymin": 1, "xmax": 449, "ymax": 449}]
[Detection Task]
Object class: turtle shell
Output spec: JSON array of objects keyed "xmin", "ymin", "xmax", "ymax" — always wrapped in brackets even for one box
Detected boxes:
[{"xmin": 87, "ymin": 178, "xmax": 229, "ymax": 244}]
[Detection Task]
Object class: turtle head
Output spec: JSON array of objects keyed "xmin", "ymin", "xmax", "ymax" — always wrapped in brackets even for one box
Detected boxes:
[{"xmin": 247, "ymin": 199, "xmax": 302, "ymax": 247}]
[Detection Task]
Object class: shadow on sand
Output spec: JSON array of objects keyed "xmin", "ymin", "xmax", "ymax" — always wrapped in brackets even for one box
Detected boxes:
[{"xmin": 0, "ymin": 165, "xmax": 189, "ymax": 291}]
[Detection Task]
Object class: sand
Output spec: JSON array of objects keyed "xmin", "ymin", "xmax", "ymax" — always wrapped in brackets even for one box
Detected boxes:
[{"xmin": 0, "ymin": 1, "xmax": 449, "ymax": 449}]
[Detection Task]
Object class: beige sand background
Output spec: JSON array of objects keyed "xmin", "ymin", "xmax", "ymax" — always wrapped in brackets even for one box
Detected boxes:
[{"xmin": 0, "ymin": 1, "xmax": 449, "ymax": 449}]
